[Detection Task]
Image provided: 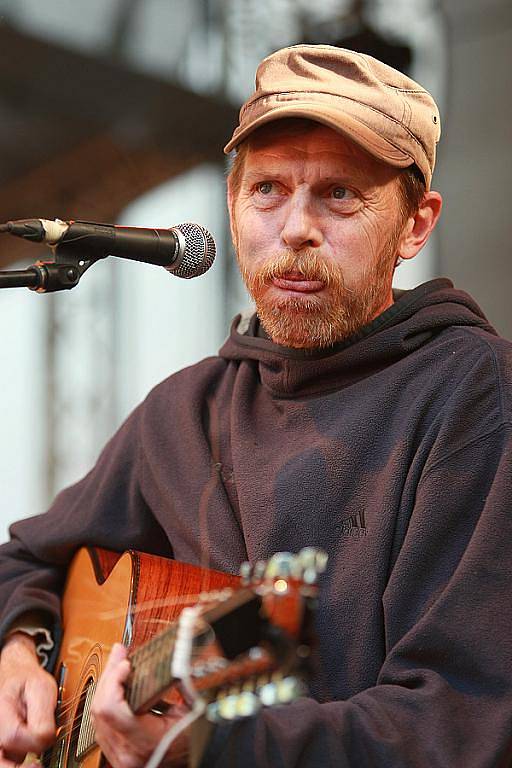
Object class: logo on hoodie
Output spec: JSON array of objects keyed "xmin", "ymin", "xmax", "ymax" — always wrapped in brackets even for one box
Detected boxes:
[{"xmin": 338, "ymin": 510, "xmax": 367, "ymax": 537}]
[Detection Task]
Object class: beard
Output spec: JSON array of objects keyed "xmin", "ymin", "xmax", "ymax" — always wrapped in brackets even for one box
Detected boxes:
[{"xmin": 237, "ymin": 239, "xmax": 399, "ymax": 349}]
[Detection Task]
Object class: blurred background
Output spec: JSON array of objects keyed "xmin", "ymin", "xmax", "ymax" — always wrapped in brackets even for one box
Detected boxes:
[{"xmin": 0, "ymin": 0, "xmax": 510, "ymax": 540}]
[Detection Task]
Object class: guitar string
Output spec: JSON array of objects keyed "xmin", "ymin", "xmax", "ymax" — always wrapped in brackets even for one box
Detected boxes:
[
  {"xmin": 52, "ymin": 669, "xmax": 174, "ymax": 748},
  {"xmin": 51, "ymin": 633, "xmax": 212, "ymax": 726},
  {"xmin": 53, "ymin": 659, "xmax": 173, "ymax": 724},
  {"xmin": 53, "ymin": 599, "xmax": 228, "ymax": 722},
  {"xmin": 53, "ymin": 619, "xmax": 181, "ymax": 716},
  {"xmin": 52, "ymin": 587, "xmax": 276, "ymax": 727},
  {"xmin": 49, "ymin": 612, "xmax": 177, "ymax": 746},
  {"xmin": 56, "ymin": 587, "xmax": 208, "ymax": 719},
  {"xmin": 51, "ymin": 660, "xmax": 202, "ymax": 748},
  {"xmin": 52, "ymin": 651, "xmax": 275, "ymax": 750},
  {"xmin": 54, "ymin": 626, "xmax": 184, "ymax": 746},
  {"xmin": 52, "ymin": 650, "xmax": 174, "ymax": 722}
]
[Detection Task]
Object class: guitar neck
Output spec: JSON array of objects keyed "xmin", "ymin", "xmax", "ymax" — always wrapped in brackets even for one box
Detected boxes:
[
  {"xmin": 126, "ymin": 623, "xmax": 179, "ymax": 712},
  {"xmin": 125, "ymin": 586, "xmax": 263, "ymax": 713}
]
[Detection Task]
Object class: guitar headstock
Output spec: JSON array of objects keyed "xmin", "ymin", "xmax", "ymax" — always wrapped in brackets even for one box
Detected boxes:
[
  {"xmin": 127, "ymin": 548, "xmax": 327, "ymax": 724},
  {"xmin": 188, "ymin": 547, "xmax": 328, "ymax": 723}
]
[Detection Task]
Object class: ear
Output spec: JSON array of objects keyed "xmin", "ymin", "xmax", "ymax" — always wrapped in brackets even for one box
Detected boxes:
[
  {"xmin": 397, "ymin": 190, "xmax": 443, "ymax": 261},
  {"xmin": 226, "ymin": 175, "xmax": 238, "ymax": 248}
]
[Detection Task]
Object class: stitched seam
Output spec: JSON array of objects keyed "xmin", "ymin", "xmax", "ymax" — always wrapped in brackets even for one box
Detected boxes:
[
  {"xmin": 339, "ymin": 49, "xmax": 427, "ymax": 94},
  {"xmin": 384, "ymin": 87, "xmax": 427, "ymax": 94},
  {"xmin": 244, "ymin": 90, "xmax": 428, "ymax": 158},
  {"xmin": 475, "ymin": 335, "xmax": 505, "ymax": 420},
  {"xmin": 418, "ymin": 331, "xmax": 508, "ymax": 481},
  {"xmin": 419, "ymin": 422, "xmax": 512, "ymax": 485},
  {"xmin": 279, "ymin": 48, "xmax": 429, "ymax": 94}
]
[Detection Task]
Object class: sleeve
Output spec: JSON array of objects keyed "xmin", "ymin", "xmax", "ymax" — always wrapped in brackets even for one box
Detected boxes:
[
  {"xmin": 0, "ymin": 402, "xmax": 174, "ymax": 669},
  {"xmin": 2, "ymin": 610, "xmax": 54, "ymax": 666},
  {"xmin": 201, "ymin": 423, "xmax": 512, "ymax": 767}
]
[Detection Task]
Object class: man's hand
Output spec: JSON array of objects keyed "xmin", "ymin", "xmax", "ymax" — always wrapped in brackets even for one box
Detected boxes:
[
  {"xmin": 0, "ymin": 633, "xmax": 57, "ymax": 768},
  {"xmin": 91, "ymin": 643, "xmax": 190, "ymax": 768}
]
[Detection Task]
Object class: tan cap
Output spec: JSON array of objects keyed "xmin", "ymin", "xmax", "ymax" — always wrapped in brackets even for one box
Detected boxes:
[{"xmin": 224, "ymin": 44, "xmax": 441, "ymax": 189}]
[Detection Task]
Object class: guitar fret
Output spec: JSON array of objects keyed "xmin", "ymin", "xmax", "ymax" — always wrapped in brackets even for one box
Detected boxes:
[
  {"xmin": 128, "ymin": 666, "xmax": 144, "ymax": 712},
  {"xmin": 128, "ymin": 626, "xmax": 177, "ymax": 711}
]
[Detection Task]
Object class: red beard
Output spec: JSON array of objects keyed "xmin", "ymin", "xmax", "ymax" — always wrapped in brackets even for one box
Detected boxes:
[{"xmin": 238, "ymin": 247, "xmax": 397, "ymax": 349}]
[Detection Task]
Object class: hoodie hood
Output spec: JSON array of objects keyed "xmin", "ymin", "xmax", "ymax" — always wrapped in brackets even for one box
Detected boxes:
[{"xmin": 219, "ymin": 279, "xmax": 496, "ymax": 397}]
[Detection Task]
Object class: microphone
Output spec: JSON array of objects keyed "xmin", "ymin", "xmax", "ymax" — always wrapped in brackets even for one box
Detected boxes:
[{"xmin": 3, "ymin": 218, "xmax": 216, "ymax": 279}]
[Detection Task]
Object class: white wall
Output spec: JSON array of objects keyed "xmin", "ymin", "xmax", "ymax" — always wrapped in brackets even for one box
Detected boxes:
[
  {"xmin": 0, "ymin": 282, "xmax": 46, "ymax": 539},
  {"xmin": 436, "ymin": 0, "xmax": 512, "ymax": 337},
  {"xmin": 0, "ymin": 163, "xmax": 229, "ymax": 542}
]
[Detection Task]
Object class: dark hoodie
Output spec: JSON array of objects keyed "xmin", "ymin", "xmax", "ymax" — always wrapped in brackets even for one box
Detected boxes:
[{"xmin": 1, "ymin": 279, "xmax": 512, "ymax": 766}]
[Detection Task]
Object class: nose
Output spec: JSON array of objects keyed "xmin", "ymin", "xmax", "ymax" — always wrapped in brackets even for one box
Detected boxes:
[{"xmin": 280, "ymin": 188, "xmax": 323, "ymax": 251}]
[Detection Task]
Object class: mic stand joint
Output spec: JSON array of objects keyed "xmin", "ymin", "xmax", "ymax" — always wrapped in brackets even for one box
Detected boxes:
[{"xmin": 0, "ymin": 246, "xmax": 100, "ymax": 292}]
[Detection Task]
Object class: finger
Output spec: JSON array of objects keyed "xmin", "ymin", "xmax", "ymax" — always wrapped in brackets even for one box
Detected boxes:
[
  {"xmin": 102, "ymin": 643, "xmax": 132, "ymax": 697},
  {"xmin": 0, "ymin": 696, "xmax": 42, "ymax": 761},
  {"xmin": 0, "ymin": 748, "xmax": 37, "ymax": 768},
  {"xmin": 24, "ymin": 674, "xmax": 57, "ymax": 750},
  {"xmin": 104, "ymin": 642, "xmax": 129, "ymax": 670},
  {"xmin": 92, "ymin": 645, "xmax": 133, "ymax": 731},
  {"xmin": 102, "ymin": 644, "xmax": 132, "ymax": 696}
]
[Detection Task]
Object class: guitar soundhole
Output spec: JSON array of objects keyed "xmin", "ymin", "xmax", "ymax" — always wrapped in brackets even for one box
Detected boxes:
[
  {"xmin": 72, "ymin": 676, "xmax": 97, "ymax": 765},
  {"xmin": 41, "ymin": 674, "xmax": 95, "ymax": 768}
]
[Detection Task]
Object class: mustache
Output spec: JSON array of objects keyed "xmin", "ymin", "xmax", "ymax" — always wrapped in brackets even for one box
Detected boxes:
[{"xmin": 247, "ymin": 250, "xmax": 342, "ymax": 289}]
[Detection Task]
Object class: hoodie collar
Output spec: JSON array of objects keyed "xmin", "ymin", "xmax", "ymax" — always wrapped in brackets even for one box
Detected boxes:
[{"xmin": 219, "ymin": 279, "xmax": 495, "ymax": 397}]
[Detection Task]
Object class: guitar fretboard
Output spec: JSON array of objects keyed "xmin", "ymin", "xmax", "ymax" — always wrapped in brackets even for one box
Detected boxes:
[
  {"xmin": 75, "ymin": 625, "xmax": 180, "ymax": 759},
  {"xmin": 126, "ymin": 623, "xmax": 179, "ymax": 712}
]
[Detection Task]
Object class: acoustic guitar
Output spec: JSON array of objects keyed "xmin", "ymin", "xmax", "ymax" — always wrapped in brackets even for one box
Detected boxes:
[{"xmin": 43, "ymin": 546, "xmax": 326, "ymax": 768}]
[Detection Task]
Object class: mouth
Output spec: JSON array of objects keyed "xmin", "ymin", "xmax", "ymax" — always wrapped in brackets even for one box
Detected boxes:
[{"xmin": 271, "ymin": 273, "xmax": 325, "ymax": 294}]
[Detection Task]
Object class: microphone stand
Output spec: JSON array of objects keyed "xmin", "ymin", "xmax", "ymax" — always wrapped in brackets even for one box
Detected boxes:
[{"xmin": 0, "ymin": 246, "xmax": 99, "ymax": 292}]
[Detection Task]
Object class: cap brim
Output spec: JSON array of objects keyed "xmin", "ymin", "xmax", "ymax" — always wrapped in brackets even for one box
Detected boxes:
[{"xmin": 224, "ymin": 103, "xmax": 415, "ymax": 172}]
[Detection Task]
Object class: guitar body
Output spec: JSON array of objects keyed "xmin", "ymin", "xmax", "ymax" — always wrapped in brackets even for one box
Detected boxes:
[{"xmin": 46, "ymin": 547, "xmax": 239, "ymax": 768}]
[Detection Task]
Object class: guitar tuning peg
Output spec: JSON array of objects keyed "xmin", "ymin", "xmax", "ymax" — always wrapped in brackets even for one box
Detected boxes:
[
  {"xmin": 206, "ymin": 701, "xmax": 220, "ymax": 723},
  {"xmin": 207, "ymin": 690, "xmax": 263, "ymax": 722},
  {"xmin": 217, "ymin": 692, "xmax": 239, "ymax": 721},
  {"xmin": 315, "ymin": 550, "xmax": 329, "ymax": 573},
  {"xmin": 274, "ymin": 676, "xmax": 304, "ymax": 704},
  {"xmin": 297, "ymin": 547, "xmax": 328, "ymax": 584},
  {"xmin": 264, "ymin": 552, "xmax": 301, "ymax": 580},
  {"xmin": 235, "ymin": 691, "xmax": 261, "ymax": 718},
  {"xmin": 258, "ymin": 681, "xmax": 278, "ymax": 708},
  {"xmin": 252, "ymin": 560, "xmax": 267, "ymax": 582},
  {"xmin": 239, "ymin": 561, "xmax": 252, "ymax": 585},
  {"xmin": 191, "ymin": 662, "xmax": 205, "ymax": 678}
]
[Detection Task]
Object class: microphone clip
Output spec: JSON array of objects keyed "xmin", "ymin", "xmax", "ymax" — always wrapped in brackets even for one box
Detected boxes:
[
  {"xmin": 26, "ymin": 258, "xmax": 92, "ymax": 293},
  {"xmin": 33, "ymin": 233, "xmax": 101, "ymax": 292},
  {"xmin": 0, "ymin": 220, "xmax": 100, "ymax": 292},
  {"xmin": 0, "ymin": 247, "xmax": 96, "ymax": 293}
]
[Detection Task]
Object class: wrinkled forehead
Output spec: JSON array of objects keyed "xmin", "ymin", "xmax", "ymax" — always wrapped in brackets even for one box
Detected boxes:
[
  {"xmin": 243, "ymin": 118, "xmax": 399, "ymax": 182},
  {"xmin": 245, "ymin": 117, "xmax": 345, "ymax": 150}
]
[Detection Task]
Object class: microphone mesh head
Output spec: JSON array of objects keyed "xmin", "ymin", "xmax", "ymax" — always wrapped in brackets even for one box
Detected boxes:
[{"xmin": 170, "ymin": 222, "xmax": 216, "ymax": 279}]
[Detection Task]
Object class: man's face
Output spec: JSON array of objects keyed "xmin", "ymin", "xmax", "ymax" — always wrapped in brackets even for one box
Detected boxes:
[{"xmin": 228, "ymin": 123, "xmax": 410, "ymax": 349}]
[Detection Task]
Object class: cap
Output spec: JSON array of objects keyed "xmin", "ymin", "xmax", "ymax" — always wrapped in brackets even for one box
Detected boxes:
[{"xmin": 224, "ymin": 44, "xmax": 441, "ymax": 189}]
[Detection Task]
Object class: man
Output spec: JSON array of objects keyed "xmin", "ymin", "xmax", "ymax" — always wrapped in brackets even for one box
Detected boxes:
[{"xmin": 0, "ymin": 44, "xmax": 511, "ymax": 768}]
